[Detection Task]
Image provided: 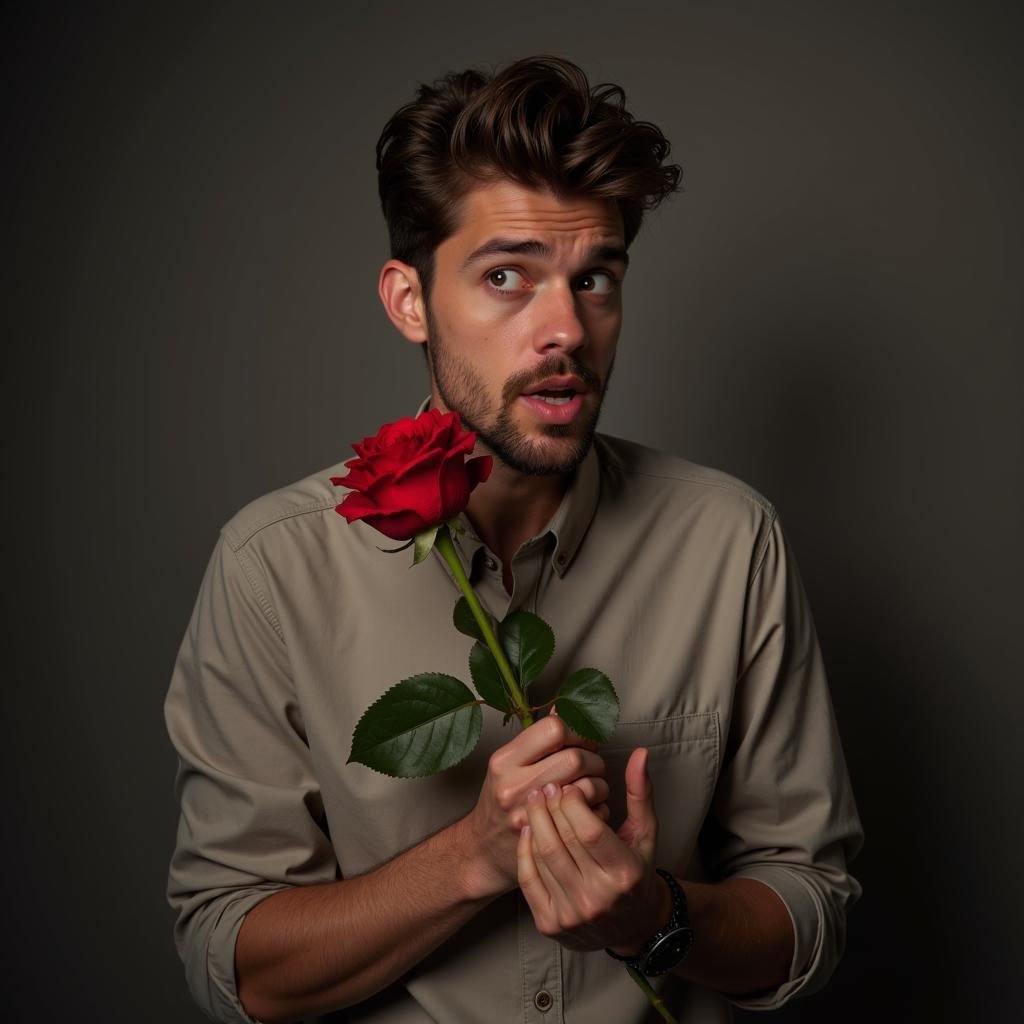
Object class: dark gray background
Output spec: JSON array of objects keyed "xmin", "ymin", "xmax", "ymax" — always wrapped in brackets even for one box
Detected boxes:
[{"xmin": 5, "ymin": 2, "xmax": 1021, "ymax": 1021}]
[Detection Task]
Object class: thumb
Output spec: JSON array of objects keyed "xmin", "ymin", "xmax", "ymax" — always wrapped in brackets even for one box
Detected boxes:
[
  {"xmin": 548, "ymin": 703, "xmax": 598, "ymax": 752},
  {"xmin": 619, "ymin": 748, "xmax": 658, "ymax": 856}
]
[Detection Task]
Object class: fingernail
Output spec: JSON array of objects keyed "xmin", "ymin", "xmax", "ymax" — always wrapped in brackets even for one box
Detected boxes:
[
  {"xmin": 527, "ymin": 788, "xmax": 541, "ymax": 802},
  {"xmin": 543, "ymin": 782, "xmax": 558, "ymax": 799},
  {"xmin": 521, "ymin": 825, "xmax": 531, "ymax": 838}
]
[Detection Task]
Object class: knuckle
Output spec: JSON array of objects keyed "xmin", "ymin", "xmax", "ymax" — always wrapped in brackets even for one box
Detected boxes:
[
  {"xmin": 494, "ymin": 784, "xmax": 516, "ymax": 811},
  {"xmin": 578, "ymin": 895, "xmax": 603, "ymax": 925},
  {"xmin": 564, "ymin": 781, "xmax": 588, "ymax": 803},
  {"xmin": 538, "ymin": 841, "xmax": 561, "ymax": 860},
  {"xmin": 555, "ymin": 911, "xmax": 578, "ymax": 933},
  {"xmin": 559, "ymin": 827, "xmax": 581, "ymax": 851},
  {"xmin": 579, "ymin": 822, "xmax": 605, "ymax": 847},
  {"xmin": 612, "ymin": 866, "xmax": 641, "ymax": 894}
]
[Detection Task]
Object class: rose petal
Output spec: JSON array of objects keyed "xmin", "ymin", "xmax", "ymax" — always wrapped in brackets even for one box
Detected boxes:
[
  {"xmin": 390, "ymin": 446, "xmax": 444, "ymax": 484},
  {"xmin": 333, "ymin": 459, "xmax": 390, "ymax": 492},
  {"xmin": 334, "ymin": 490, "xmax": 384, "ymax": 522},
  {"xmin": 445, "ymin": 427, "xmax": 476, "ymax": 458},
  {"xmin": 466, "ymin": 454, "xmax": 493, "ymax": 486},
  {"xmin": 366, "ymin": 466, "xmax": 443, "ymax": 527},
  {"xmin": 353, "ymin": 508, "xmax": 432, "ymax": 540},
  {"xmin": 437, "ymin": 454, "xmax": 472, "ymax": 521},
  {"xmin": 377, "ymin": 416, "xmax": 425, "ymax": 448},
  {"xmin": 360, "ymin": 508, "xmax": 433, "ymax": 541}
]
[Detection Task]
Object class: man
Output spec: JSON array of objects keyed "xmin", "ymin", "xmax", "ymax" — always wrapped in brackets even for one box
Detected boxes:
[{"xmin": 166, "ymin": 56, "xmax": 863, "ymax": 1023}]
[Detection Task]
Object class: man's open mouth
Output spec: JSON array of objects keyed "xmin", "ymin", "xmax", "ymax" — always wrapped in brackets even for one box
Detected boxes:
[
  {"xmin": 527, "ymin": 388, "xmax": 576, "ymax": 406},
  {"xmin": 522, "ymin": 374, "xmax": 587, "ymax": 401}
]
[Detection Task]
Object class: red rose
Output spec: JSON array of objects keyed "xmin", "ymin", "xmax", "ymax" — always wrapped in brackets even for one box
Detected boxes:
[{"xmin": 331, "ymin": 409, "xmax": 493, "ymax": 541}]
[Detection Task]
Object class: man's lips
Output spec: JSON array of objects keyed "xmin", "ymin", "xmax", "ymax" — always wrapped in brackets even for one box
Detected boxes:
[
  {"xmin": 521, "ymin": 375, "xmax": 587, "ymax": 396},
  {"xmin": 518, "ymin": 391, "xmax": 585, "ymax": 423}
]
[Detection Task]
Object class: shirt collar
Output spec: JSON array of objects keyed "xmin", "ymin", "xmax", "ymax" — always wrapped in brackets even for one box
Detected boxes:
[{"xmin": 413, "ymin": 395, "xmax": 599, "ymax": 577}]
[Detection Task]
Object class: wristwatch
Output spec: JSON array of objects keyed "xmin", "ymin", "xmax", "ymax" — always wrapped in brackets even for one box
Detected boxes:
[{"xmin": 606, "ymin": 869, "xmax": 695, "ymax": 976}]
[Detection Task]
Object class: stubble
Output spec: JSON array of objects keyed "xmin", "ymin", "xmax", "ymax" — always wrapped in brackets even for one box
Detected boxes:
[{"xmin": 423, "ymin": 304, "xmax": 613, "ymax": 478}]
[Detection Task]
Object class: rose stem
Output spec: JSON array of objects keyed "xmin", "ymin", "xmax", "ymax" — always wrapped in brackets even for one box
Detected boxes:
[
  {"xmin": 626, "ymin": 967, "xmax": 678, "ymax": 1023},
  {"xmin": 434, "ymin": 525, "xmax": 534, "ymax": 726}
]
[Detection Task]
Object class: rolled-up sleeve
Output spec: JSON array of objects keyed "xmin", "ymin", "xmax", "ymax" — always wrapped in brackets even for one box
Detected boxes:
[
  {"xmin": 703, "ymin": 507, "xmax": 864, "ymax": 1010},
  {"xmin": 164, "ymin": 532, "xmax": 339, "ymax": 1024}
]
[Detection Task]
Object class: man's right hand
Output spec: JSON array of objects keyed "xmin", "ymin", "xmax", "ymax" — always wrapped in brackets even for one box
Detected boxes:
[
  {"xmin": 459, "ymin": 711, "xmax": 609, "ymax": 900},
  {"xmin": 235, "ymin": 710, "xmax": 607, "ymax": 1021}
]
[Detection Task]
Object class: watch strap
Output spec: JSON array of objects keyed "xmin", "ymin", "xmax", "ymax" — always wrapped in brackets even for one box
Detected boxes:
[{"xmin": 606, "ymin": 869, "xmax": 691, "ymax": 974}]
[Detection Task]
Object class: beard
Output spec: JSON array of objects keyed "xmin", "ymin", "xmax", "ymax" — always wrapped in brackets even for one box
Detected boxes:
[{"xmin": 423, "ymin": 304, "xmax": 613, "ymax": 478}]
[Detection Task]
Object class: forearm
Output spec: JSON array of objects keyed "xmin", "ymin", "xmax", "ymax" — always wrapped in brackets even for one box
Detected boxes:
[
  {"xmin": 235, "ymin": 814, "xmax": 500, "ymax": 1023},
  {"xmin": 673, "ymin": 876, "xmax": 795, "ymax": 996}
]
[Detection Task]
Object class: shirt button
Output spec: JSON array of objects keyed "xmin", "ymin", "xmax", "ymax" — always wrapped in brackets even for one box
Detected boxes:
[
  {"xmin": 534, "ymin": 990, "xmax": 553, "ymax": 1012},
  {"xmin": 556, "ymin": 553, "xmax": 567, "ymax": 566},
  {"xmin": 483, "ymin": 556, "xmax": 498, "ymax": 572}
]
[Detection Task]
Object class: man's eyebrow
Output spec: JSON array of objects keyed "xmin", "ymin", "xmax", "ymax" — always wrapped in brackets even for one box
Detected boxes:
[{"xmin": 460, "ymin": 238, "xmax": 629, "ymax": 273}]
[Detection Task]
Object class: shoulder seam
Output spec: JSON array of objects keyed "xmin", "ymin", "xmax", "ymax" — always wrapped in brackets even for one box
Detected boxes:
[
  {"xmin": 225, "ymin": 540, "xmax": 285, "ymax": 642},
  {"xmin": 614, "ymin": 464, "xmax": 775, "ymax": 516},
  {"xmin": 223, "ymin": 497, "xmax": 337, "ymax": 550}
]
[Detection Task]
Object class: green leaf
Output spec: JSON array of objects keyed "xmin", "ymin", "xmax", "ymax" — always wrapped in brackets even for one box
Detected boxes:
[
  {"xmin": 412, "ymin": 525, "xmax": 440, "ymax": 565},
  {"xmin": 554, "ymin": 668, "xmax": 619, "ymax": 744},
  {"xmin": 469, "ymin": 641, "xmax": 512, "ymax": 712},
  {"xmin": 500, "ymin": 611, "xmax": 555, "ymax": 689},
  {"xmin": 348, "ymin": 673, "xmax": 482, "ymax": 778},
  {"xmin": 453, "ymin": 596, "xmax": 497, "ymax": 642}
]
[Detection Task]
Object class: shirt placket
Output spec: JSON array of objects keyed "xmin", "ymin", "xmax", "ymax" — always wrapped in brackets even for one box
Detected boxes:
[
  {"xmin": 442, "ymin": 532, "xmax": 564, "ymax": 1019},
  {"xmin": 518, "ymin": 892, "xmax": 564, "ymax": 1023},
  {"xmin": 489, "ymin": 541, "xmax": 549, "ymax": 613}
]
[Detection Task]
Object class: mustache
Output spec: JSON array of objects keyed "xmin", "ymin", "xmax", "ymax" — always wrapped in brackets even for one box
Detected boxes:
[{"xmin": 503, "ymin": 359, "xmax": 602, "ymax": 402}]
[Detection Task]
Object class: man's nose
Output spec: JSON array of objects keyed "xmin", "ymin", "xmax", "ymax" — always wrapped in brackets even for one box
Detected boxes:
[{"xmin": 532, "ymin": 281, "xmax": 586, "ymax": 354}]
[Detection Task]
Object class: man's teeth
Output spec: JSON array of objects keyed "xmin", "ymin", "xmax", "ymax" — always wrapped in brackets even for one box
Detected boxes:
[{"xmin": 528, "ymin": 389, "xmax": 575, "ymax": 405}]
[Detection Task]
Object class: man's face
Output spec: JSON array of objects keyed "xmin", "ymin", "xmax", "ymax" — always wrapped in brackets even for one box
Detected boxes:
[{"xmin": 423, "ymin": 179, "xmax": 627, "ymax": 478}]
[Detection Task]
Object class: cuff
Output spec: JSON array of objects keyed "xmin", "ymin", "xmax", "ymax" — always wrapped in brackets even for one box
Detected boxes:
[
  {"xmin": 722, "ymin": 865, "xmax": 824, "ymax": 1011},
  {"xmin": 191, "ymin": 888, "xmax": 284, "ymax": 1024}
]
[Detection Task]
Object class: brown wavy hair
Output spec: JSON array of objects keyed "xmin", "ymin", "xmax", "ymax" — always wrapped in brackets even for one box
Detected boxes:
[{"xmin": 376, "ymin": 55, "xmax": 682, "ymax": 304}]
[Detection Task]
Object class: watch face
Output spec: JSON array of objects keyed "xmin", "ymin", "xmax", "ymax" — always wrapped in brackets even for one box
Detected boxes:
[{"xmin": 646, "ymin": 927, "xmax": 695, "ymax": 975}]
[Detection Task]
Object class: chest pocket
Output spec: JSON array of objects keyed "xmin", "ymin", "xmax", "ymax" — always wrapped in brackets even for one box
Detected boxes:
[{"xmin": 599, "ymin": 711, "xmax": 720, "ymax": 874}]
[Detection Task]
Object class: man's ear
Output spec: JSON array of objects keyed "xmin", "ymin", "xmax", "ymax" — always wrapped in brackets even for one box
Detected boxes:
[{"xmin": 378, "ymin": 260, "xmax": 428, "ymax": 344}]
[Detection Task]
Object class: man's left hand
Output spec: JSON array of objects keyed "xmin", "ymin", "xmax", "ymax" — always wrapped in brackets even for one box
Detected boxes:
[{"xmin": 516, "ymin": 747, "xmax": 672, "ymax": 954}]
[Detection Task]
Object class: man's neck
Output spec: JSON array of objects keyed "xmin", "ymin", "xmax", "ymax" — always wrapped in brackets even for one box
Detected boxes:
[{"xmin": 463, "ymin": 456, "xmax": 570, "ymax": 571}]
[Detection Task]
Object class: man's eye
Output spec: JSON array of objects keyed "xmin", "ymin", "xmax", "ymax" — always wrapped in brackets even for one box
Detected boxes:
[
  {"xmin": 486, "ymin": 268, "xmax": 527, "ymax": 292},
  {"xmin": 576, "ymin": 272, "xmax": 617, "ymax": 295}
]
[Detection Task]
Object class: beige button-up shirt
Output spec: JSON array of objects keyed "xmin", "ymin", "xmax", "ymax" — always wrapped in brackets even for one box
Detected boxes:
[{"xmin": 165, "ymin": 399, "xmax": 863, "ymax": 1023}]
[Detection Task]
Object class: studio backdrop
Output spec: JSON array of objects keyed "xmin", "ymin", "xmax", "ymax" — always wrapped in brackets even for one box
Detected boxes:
[{"xmin": 5, "ymin": 3, "xmax": 1021, "ymax": 1021}]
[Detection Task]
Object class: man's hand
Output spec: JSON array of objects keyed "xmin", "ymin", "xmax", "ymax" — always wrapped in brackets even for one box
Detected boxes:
[
  {"xmin": 516, "ymin": 747, "xmax": 671, "ymax": 954},
  {"xmin": 461, "ymin": 711, "xmax": 610, "ymax": 900}
]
